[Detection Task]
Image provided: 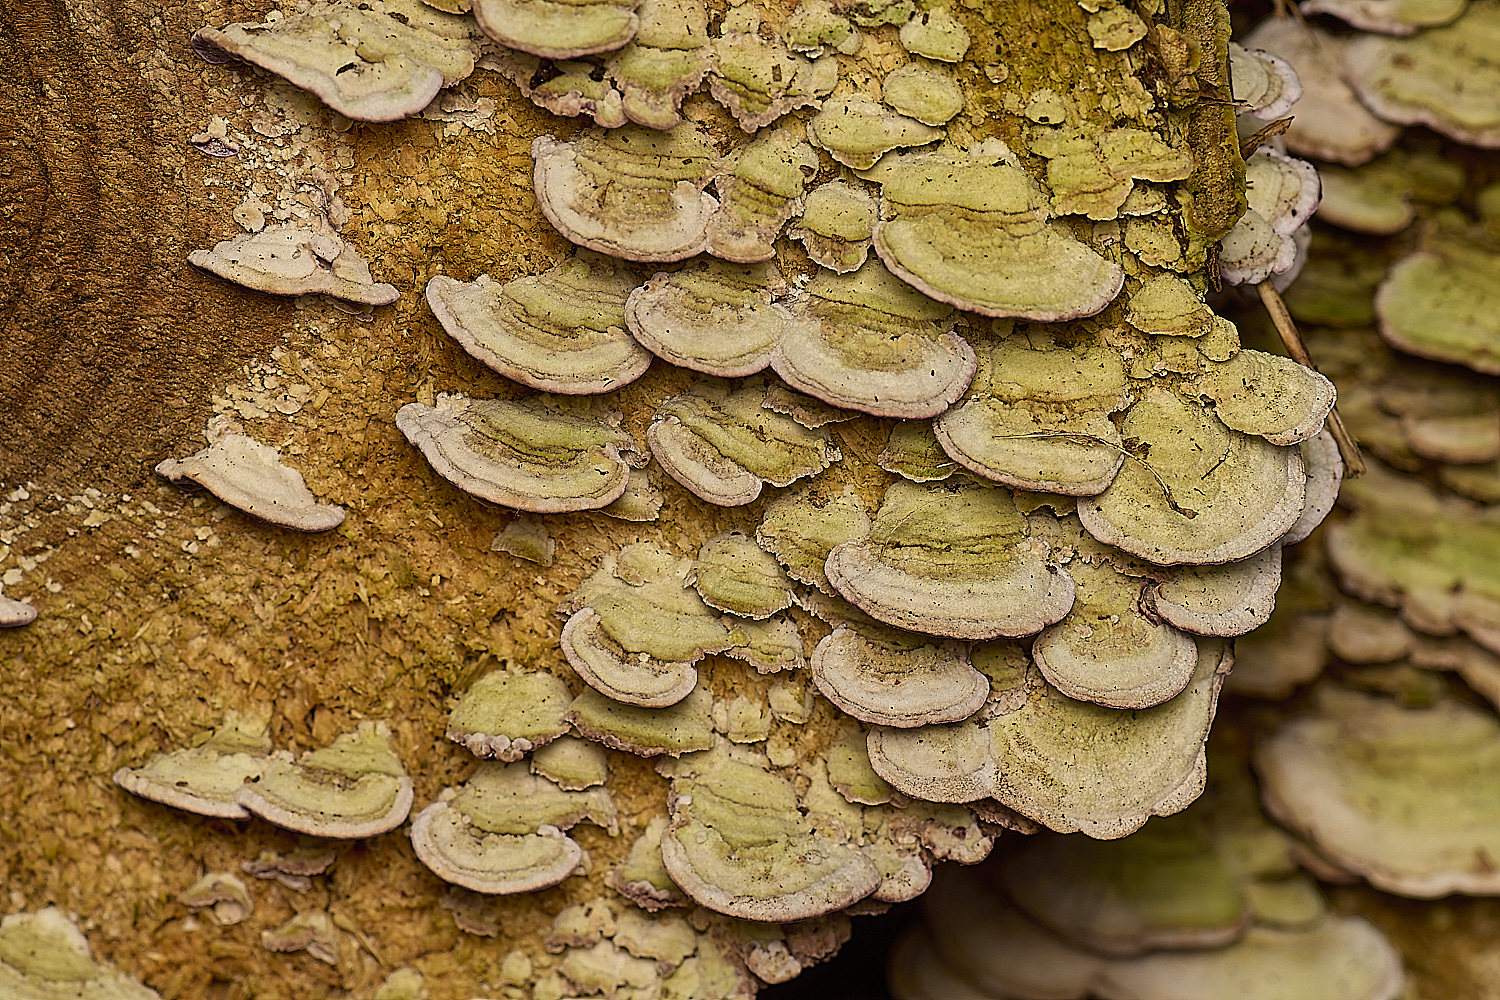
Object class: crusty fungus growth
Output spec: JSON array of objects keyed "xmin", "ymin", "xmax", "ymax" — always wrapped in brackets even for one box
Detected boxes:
[
  {"xmin": 156, "ymin": 419, "xmax": 346, "ymax": 532},
  {"xmin": 1257, "ymin": 685, "xmax": 1500, "ymax": 897},
  {"xmin": 657, "ymin": 742, "xmax": 882, "ymax": 920},
  {"xmin": 113, "ymin": 711, "xmax": 272, "ymax": 820},
  {"xmin": 810, "ymin": 623, "xmax": 988, "ymax": 727},
  {"xmin": 559, "ymin": 543, "xmax": 738, "ymax": 707},
  {"xmin": 1029, "ymin": 127, "xmax": 1194, "ymax": 221},
  {"xmin": 446, "ymin": 669, "xmax": 574, "ymax": 760},
  {"xmin": 474, "ymin": 0, "xmax": 642, "ymax": 60},
  {"xmin": 771, "ymin": 260, "xmax": 976, "ymax": 419},
  {"xmin": 933, "ymin": 330, "xmax": 1131, "ymax": 495},
  {"xmin": 425, "ymin": 252, "xmax": 651, "ymax": 394},
  {"xmin": 188, "ymin": 226, "xmax": 401, "ymax": 305},
  {"xmin": 192, "ymin": 1, "xmax": 482, "ymax": 122},
  {"xmin": 532, "ymin": 124, "xmax": 719, "ymax": 262},
  {"xmin": 235, "ymin": 721, "xmax": 414, "ymax": 838},
  {"xmin": 1077, "ymin": 388, "xmax": 1307, "ymax": 567},
  {"xmin": 872, "ymin": 142, "xmax": 1126, "ymax": 320},
  {"xmin": 806, "ymin": 95, "xmax": 943, "ymax": 170},
  {"xmin": 646, "ymin": 378, "xmax": 841, "ymax": 505},
  {"xmin": 708, "ymin": 129, "xmax": 819, "ymax": 263},
  {"xmin": 690, "ymin": 531, "xmax": 795, "ymax": 619},
  {"xmin": 789, "ymin": 180, "xmax": 879, "ymax": 273},
  {"xmin": 0, "ymin": 908, "xmax": 161, "ymax": 999},
  {"xmin": 396, "ymin": 393, "xmax": 646, "ymax": 512},
  {"xmin": 708, "ymin": 7, "xmax": 837, "ymax": 131},
  {"xmin": 825, "ymin": 478, "xmax": 1076, "ymax": 640},
  {"xmin": 625, "ymin": 259, "xmax": 793, "ymax": 377},
  {"xmin": 410, "ymin": 762, "xmax": 617, "ymax": 893},
  {"xmin": 868, "ymin": 639, "xmax": 1231, "ymax": 838}
]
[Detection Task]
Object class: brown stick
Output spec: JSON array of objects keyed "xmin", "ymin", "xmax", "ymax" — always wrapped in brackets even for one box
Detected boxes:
[{"xmin": 1256, "ymin": 280, "xmax": 1367, "ymax": 476}]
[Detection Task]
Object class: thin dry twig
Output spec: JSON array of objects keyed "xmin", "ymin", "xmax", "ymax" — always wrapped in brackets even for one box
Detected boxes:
[
  {"xmin": 1256, "ymin": 280, "xmax": 1367, "ymax": 476},
  {"xmin": 1240, "ymin": 116, "xmax": 1295, "ymax": 159}
]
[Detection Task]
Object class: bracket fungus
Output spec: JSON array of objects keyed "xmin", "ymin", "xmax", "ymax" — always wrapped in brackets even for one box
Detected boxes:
[
  {"xmin": 1030, "ymin": 529, "xmax": 1200, "ymax": 711},
  {"xmin": 1343, "ymin": 3, "xmax": 1500, "ymax": 147},
  {"xmin": 559, "ymin": 543, "xmax": 738, "ymax": 707},
  {"xmin": 396, "ymin": 393, "xmax": 646, "ymax": 512},
  {"xmin": 825, "ymin": 478, "xmax": 1076, "ymax": 640},
  {"xmin": 1302, "ymin": 0, "xmax": 1468, "ymax": 34},
  {"xmin": 806, "ymin": 95, "xmax": 943, "ymax": 171},
  {"xmin": 567, "ymin": 682, "xmax": 716, "ymax": 757},
  {"xmin": 1228, "ymin": 41, "xmax": 1302, "ymax": 120},
  {"xmin": 896, "ymin": 6, "xmax": 971, "ymax": 61},
  {"xmin": 605, "ymin": 0, "xmax": 714, "ymax": 130},
  {"xmin": 412, "ymin": 762, "xmax": 616, "ymax": 894},
  {"xmin": 1240, "ymin": 18, "xmax": 1399, "ymax": 167},
  {"xmin": 625, "ymin": 259, "xmax": 792, "ymax": 377},
  {"xmin": 1217, "ymin": 150, "xmax": 1321, "ymax": 286},
  {"xmin": 690, "ymin": 530, "xmax": 795, "ymax": 619},
  {"xmin": 113, "ymin": 711, "xmax": 271, "ymax": 820},
  {"xmin": 1029, "ymin": 127, "xmax": 1194, "ymax": 221},
  {"xmin": 0, "ymin": 586, "xmax": 37, "ymax": 628},
  {"xmin": 770, "ymin": 260, "xmax": 976, "ymax": 419},
  {"xmin": 933, "ymin": 332, "xmax": 1131, "ymax": 495},
  {"xmin": 872, "ymin": 142, "xmax": 1126, "ymax": 320},
  {"xmin": 657, "ymin": 742, "xmax": 882, "ymax": 920},
  {"xmin": 707, "ymin": 129, "xmax": 819, "ymax": 263},
  {"xmin": 879, "ymin": 421, "xmax": 956, "ymax": 482},
  {"xmin": 235, "ymin": 721, "xmax": 414, "ymax": 838},
  {"xmin": 425, "ymin": 253, "xmax": 651, "ymax": 394},
  {"xmin": 811, "ymin": 623, "xmax": 987, "ymax": 728},
  {"xmin": 789, "ymin": 180, "xmax": 879, "ymax": 273},
  {"xmin": 188, "ymin": 226, "xmax": 400, "ymax": 306},
  {"xmin": 0, "ymin": 908, "xmax": 160, "ymax": 1000},
  {"xmin": 708, "ymin": 8, "xmax": 837, "ymax": 131},
  {"xmin": 1375, "ymin": 229, "xmax": 1500, "ymax": 375},
  {"xmin": 192, "ymin": 1, "xmax": 482, "ymax": 122},
  {"xmin": 156, "ymin": 421, "xmax": 346, "ymax": 532},
  {"xmin": 868, "ymin": 639, "xmax": 1231, "ymax": 838},
  {"xmin": 756, "ymin": 485, "xmax": 872, "ymax": 595},
  {"xmin": 1257, "ymin": 685, "xmax": 1500, "ymax": 897},
  {"xmin": 880, "ymin": 61, "xmax": 964, "ymax": 127},
  {"xmin": 1076, "ymin": 388, "xmax": 1307, "ymax": 567},
  {"xmin": 646, "ymin": 379, "xmax": 841, "ymax": 505},
  {"xmin": 1145, "ymin": 545, "xmax": 1284, "ymax": 638},
  {"xmin": 474, "ymin": 0, "xmax": 642, "ymax": 60},
  {"xmin": 532, "ymin": 124, "xmax": 719, "ymax": 262},
  {"xmin": 446, "ymin": 668, "xmax": 574, "ymax": 760},
  {"xmin": 178, "ymin": 873, "xmax": 255, "ymax": 927},
  {"xmin": 1193, "ymin": 349, "xmax": 1337, "ymax": 447}
]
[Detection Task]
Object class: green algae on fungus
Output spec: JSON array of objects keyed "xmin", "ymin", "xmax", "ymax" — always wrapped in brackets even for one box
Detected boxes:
[
  {"xmin": 410, "ymin": 762, "xmax": 616, "ymax": 894},
  {"xmin": 689, "ymin": 530, "xmax": 795, "ymax": 619},
  {"xmin": 707, "ymin": 128, "xmax": 820, "ymax": 264},
  {"xmin": 531, "ymin": 124, "xmax": 719, "ymax": 262},
  {"xmin": 657, "ymin": 742, "xmax": 882, "ymax": 920},
  {"xmin": 235, "ymin": 721, "xmax": 414, "ymax": 839},
  {"xmin": 810, "ymin": 622, "xmax": 988, "ymax": 727},
  {"xmin": 1029, "ymin": 127, "xmax": 1194, "ymax": 221},
  {"xmin": 756, "ymin": 485, "xmax": 872, "ymax": 595},
  {"xmin": 879, "ymin": 421, "xmax": 956, "ymax": 483},
  {"xmin": 825, "ymin": 478, "xmax": 1076, "ymax": 640},
  {"xmin": 474, "ymin": 0, "xmax": 642, "ymax": 60},
  {"xmin": 1257, "ymin": 685, "xmax": 1500, "ymax": 897},
  {"xmin": 1375, "ymin": 229, "xmax": 1500, "ymax": 375},
  {"xmin": 445, "ymin": 668, "xmax": 574, "ymax": 760},
  {"xmin": 188, "ymin": 225, "xmax": 401, "ymax": 305},
  {"xmin": 867, "ymin": 639, "xmax": 1230, "ymax": 838},
  {"xmin": 872, "ymin": 142, "xmax": 1126, "ymax": 321},
  {"xmin": 424, "ymin": 252, "xmax": 651, "ymax": 394},
  {"xmin": 605, "ymin": 0, "xmax": 714, "ymax": 131},
  {"xmin": 625, "ymin": 259, "xmax": 791, "ymax": 377},
  {"xmin": 771, "ymin": 259, "xmax": 976, "ymax": 420},
  {"xmin": 1301, "ymin": 0, "xmax": 1468, "ymax": 34},
  {"xmin": 805, "ymin": 95, "xmax": 943, "ymax": 171},
  {"xmin": 193, "ymin": 0, "xmax": 483, "ymax": 122},
  {"xmin": 113, "ymin": 711, "xmax": 272, "ymax": 820},
  {"xmin": 708, "ymin": 6, "xmax": 837, "ymax": 131},
  {"xmin": 789, "ymin": 180, "xmax": 879, "ymax": 273},
  {"xmin": 559, "ymin": 543, "xmax": 738, "ymax": 707},
  {"xmin": 646, "ymin": 378, "xmax": 841, "ymax": 505},
  {"xmin": 933, "ymin": 331, "xmax": 1130, "ymax": 496},
  {"xmin": 0, "ymin": 908, "xmax": 160, "ymax": 1000},
  {"xmin": 396, "ymin": 392, "xmax": 646, "ymax": 512},
  {"xmin": 567, "ymin": 683, "xmax": 716, "ymax": 757}
]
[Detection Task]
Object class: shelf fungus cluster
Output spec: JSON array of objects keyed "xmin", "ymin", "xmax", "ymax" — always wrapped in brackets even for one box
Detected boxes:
[
  {"xmin": 890, "ymin": 763, "xmax": 1406, "ymax": 1000},
  {"xmin": 108, "ymin": 0, "xmax": 1407, "ymax": 994}
]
